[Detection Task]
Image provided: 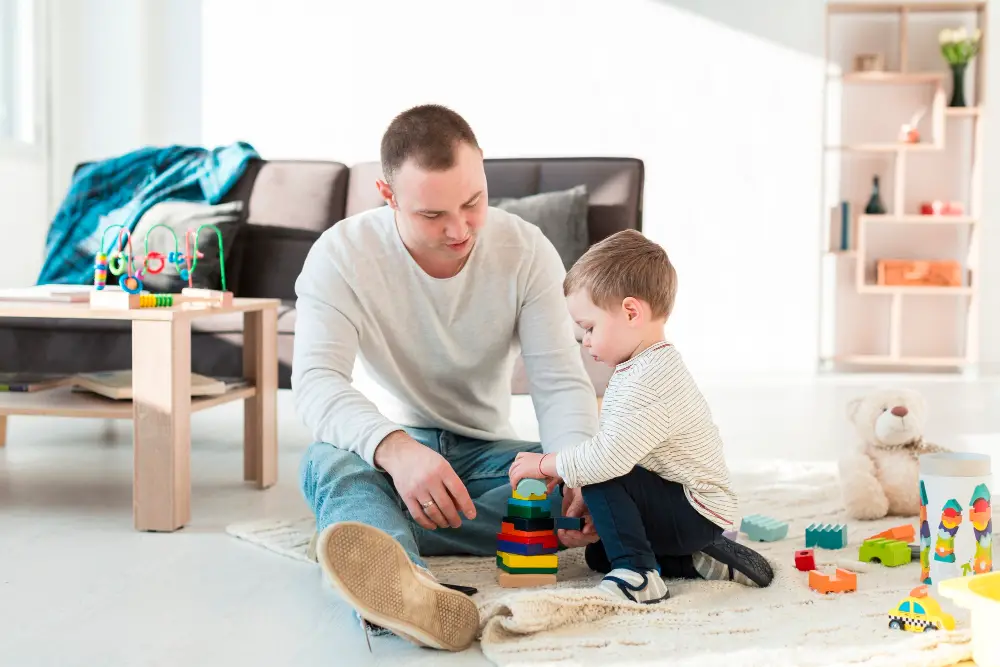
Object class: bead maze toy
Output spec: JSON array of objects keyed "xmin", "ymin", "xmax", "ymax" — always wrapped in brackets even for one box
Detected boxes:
[
  {"xmin": 89, "ymin": 222, "xmax": 233, "ymax": 310},
  {"xmin": 859, "ymin": 537, "xmax": 912, "ymax": 567},
  {"xmin": 808, "ymin": 567, "xmax": 857, "ymax": 594},
  {"xmin": 805, "ymin": 522, "xmax": 848, "ymax": 549},
  {"xmin": 739, "ymin": 514, "xmax": 788, "ymax": 542},
  {"xmin": 497, "ymin": 479, "xmax": 559, "ymax": 588}
]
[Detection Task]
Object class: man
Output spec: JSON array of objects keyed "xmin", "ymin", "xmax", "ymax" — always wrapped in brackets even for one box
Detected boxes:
[{"xmin": 292, "ymin": 104, "xmax": 600, "ymax": 651}]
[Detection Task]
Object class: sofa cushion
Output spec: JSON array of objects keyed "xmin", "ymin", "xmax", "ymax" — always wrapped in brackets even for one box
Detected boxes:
[
  {"xmin": 490, "ymin": 185, "xmax": 590, "ymax": 270},
  {"xmin": 235, "ymin": 225, "xmax": 321, "ymax": 300},
  {"xmin": 223, "ymin": 159, "xmax": 351, "ymax": 233}
]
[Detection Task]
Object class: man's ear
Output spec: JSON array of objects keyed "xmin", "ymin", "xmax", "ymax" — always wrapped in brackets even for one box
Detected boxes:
[
  {"xmin": 375, "ymin": 179, "xmax": 397, "ymax": 209},
  {"xmin": 622, "ymin": 297, "xmax": 642, "ymax": 325}
]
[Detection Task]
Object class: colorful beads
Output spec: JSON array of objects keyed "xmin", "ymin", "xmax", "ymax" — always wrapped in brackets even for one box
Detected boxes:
[
  {"xmin": 94, "ymin": 252, "xmax": 108, "ymax": 290},
  {"xmin": 139, "ymin": 294, "xmax": 173, "ymax": 308},
  {"xmin": 108, "ymin": 252, "xmax": 127, "ymax": 276},
  {"xmin": 119, "ymin": 273, "xmax": 143, "ymax": 294},
  {"xmin": 144, "ymin": 251, "xmax": 165, "ymax": 274}
]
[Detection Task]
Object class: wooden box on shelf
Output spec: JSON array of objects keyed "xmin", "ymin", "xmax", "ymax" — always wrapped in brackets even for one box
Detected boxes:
[{"xmin": 876, "ymin": 259, "xmax": 961, "ymax": 287}]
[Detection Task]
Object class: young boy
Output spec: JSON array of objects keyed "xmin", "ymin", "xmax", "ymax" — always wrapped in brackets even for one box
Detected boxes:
[{"xmin": 509, "ymin": 229, "xmax": 773, "ymax": 603}]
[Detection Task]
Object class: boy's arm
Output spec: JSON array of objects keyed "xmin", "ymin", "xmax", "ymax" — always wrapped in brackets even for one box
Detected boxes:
[
  {"xmin": 516, "ymin": 226, "xmax": 600, "ymax": 452},
  {"xmin": 556, "ymin": 390, "xmax": 673, "ymax": 488}
]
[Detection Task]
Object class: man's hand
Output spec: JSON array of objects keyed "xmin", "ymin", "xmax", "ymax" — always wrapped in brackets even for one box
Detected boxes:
[
  {"xmin": 557, "ymin": 486, "xmax": 599, "ymax": 548},
  {"xmin": 374, "ymin": 430, "xmax": 476, "ymax": 530}
]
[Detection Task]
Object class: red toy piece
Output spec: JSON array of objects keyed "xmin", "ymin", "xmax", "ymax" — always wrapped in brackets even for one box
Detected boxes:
[{"xmin": 795, "ymin": 548, "xmax": 817, "ymax": 572}]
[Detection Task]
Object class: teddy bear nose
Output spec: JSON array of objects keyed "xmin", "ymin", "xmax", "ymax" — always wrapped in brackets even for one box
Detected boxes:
[{"xmin": 891, "ymin": 406, "xmax": 908, "ymax": 417}]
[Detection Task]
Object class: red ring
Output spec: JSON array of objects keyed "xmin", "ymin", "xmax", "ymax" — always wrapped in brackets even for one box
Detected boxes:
[{"xmin": 145, "ymin": 251, "xmax": 166, "ymax": 274}]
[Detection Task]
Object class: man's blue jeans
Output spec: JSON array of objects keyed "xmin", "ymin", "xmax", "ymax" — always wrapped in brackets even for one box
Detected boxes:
[{"xmin": 299, "ymin": 428, "xmax": 562, "ymax": 568}]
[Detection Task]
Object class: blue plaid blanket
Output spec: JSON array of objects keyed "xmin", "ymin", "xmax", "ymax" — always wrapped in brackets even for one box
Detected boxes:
[{"xmin": 37, "ymin": 141, "xmax": 259, "ymax": 285}]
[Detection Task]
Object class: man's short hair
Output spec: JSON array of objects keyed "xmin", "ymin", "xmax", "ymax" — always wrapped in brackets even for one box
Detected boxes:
[
  {"xmin": 564, "ymin": 229, "xmax": 678, "ymax": 319},
  {"xmin": 380, "ymin": 104, "xmax": 480, "ymax": 185}
]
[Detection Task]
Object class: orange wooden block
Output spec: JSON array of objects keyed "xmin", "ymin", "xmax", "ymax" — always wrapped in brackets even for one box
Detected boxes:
[
  {"xmin": 868, "ymin": 524, "xmax": 915, "ymax": 544},
  {"xmin": 809, "ymin": 568, "xmax": 857, "ymax": 594},
  {"xmin": 500, "ymin": 522, "xmax": 553, "ymax": 538},
  {"xmin": 497, "ymin": 569, "xmax": 557, "ymax": 588}
]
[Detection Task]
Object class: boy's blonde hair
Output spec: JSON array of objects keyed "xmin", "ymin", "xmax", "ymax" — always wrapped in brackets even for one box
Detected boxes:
[{"xmin": 564, "ymin": 229, "xmax": 677, "ymax": 319}]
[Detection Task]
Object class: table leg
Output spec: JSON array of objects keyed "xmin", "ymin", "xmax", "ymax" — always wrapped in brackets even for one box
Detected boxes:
[
  {"xmin": 243, "ymin": 308, "xmax": 277, "ymax": 488},
  {"xmin": 132, "ymin": 318, "xmax": 192, "ymax": 531},
  {"xmin": 0, "ymin": 414, "xmax": 7, "ymax": 447}
]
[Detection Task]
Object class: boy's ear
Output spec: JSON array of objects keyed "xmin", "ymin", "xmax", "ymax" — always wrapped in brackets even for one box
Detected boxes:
[{"xmin": 622, "ymin": 297, "xmax": 642, "ymax": 323}]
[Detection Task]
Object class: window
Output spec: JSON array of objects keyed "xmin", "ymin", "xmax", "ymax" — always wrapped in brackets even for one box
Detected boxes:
[
  {"xmin": 898, "ymin": 602, "xmax": 911, "ymax": 613},
  {"xmin": 0, "ymin": 0, "xmax": 36, "ymax": 145},
  {"xmin": 912, "ymin": 603, "xmax": 926, "ymax": 615}
]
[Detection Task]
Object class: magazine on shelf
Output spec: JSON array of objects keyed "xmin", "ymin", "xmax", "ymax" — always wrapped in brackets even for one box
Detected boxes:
[
  {"xmin": 0, "ymin": 373, "xmax": 74, "ymax": 392},
  {"xmin": 0, "ymin": 285, "xmax": 92, "ymax": 303},
  {"xmin": 69, "ymin": 370, "xmax": 248, "ymax": 400}
]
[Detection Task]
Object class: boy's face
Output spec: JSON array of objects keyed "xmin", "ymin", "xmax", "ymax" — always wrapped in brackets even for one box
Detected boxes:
[{"xmin": 567, "ymin": 289, "xmax": 644, "ymax": 367}]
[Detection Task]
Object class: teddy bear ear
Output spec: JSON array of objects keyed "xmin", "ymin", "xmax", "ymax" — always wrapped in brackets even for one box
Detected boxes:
[{"xmin": 846, "ymin": 396, "xmax": 864, "ymax": 422}]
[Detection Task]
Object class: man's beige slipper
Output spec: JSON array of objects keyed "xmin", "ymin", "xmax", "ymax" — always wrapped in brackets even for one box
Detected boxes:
[{"xmin": 317, "ymin": 521, "xmax": 480, "ymax": 651}]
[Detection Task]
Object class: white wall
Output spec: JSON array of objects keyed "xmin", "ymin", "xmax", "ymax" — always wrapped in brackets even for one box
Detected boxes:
[
  {"xmin": 201, "ymin": 0, "xmax": 827, "ymax": 377},
  {"xmin": 0, "ymin": 155, "xmax": 48, "ymax": 287}
]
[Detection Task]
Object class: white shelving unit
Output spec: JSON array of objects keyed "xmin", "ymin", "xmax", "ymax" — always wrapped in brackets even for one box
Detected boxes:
[{"xmin": 820, "ymin": 1, "xmax": 987, "ymax": 372}]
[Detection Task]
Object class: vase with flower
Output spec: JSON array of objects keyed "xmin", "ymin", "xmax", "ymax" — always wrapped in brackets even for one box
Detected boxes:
[{"xmin": 939, "ymin": 27, "xmax": 982, "ymax": 107}]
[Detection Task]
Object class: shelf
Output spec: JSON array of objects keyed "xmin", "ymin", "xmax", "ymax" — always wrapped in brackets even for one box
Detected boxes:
[
  {"xmin": 945, "ymin": 107, "xmax": 982, "ymax": 117},
  {"xmin": 832, "ymin": 355, "xmax": 967, "ymax": 367},
  {"xmin": 826, "ymin": 143, "xmax": 942, "ymax": 152},
  {"xmin": 828, "ymin": 2, "xmax": 985, "ymax": 14},
  {"xmin": 0, "ymin": 385, "xmax": 257, "ymax": 419},
  {"xmin": 835, "ymin": 72, "xmax": 945, "ymax": 84},
  {"xmin": 860, "ymin": 214, "xmax": 976, "ymax": 224},
  {"xmin": 857, "ymin": 285, "xmax": 973, "ymax": 295}
]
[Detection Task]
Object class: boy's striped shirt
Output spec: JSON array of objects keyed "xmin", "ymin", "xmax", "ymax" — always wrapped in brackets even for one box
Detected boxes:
[{"xmin": 556, "ymin": 342, "xmax": 737, "ymax": 529}]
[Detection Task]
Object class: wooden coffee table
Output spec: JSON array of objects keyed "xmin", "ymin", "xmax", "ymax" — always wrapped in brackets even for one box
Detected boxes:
[{"xmin": 0, "ymin": 297, "xmax": 279, "ymax": 532}]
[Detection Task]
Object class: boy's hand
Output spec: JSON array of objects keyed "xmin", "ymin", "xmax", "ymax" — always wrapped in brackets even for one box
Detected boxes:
[{"xmin": 509, "ymin": 452, "xmax": 560, "ymax": 491}]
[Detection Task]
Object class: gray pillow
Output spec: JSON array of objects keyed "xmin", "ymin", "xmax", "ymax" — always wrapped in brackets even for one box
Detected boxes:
[{"xmin": 490, "ymin": 184, "xmax": 589, "ymax": 270}]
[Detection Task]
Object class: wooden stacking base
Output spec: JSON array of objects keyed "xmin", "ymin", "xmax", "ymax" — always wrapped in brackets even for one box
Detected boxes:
[{"xmin": 497, "ymin": 569, "xmax": 556, "ymax": 588}]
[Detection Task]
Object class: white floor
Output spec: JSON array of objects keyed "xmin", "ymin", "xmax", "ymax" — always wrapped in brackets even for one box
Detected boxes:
[{"xmin": 2, "ymin": 374, "xmax": 999, "ymax": 667}]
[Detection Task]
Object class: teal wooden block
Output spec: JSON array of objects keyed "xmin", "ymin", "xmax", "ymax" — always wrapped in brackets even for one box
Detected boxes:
[
  {"xmin": 805, "ymin": 522, "xmax": 848, "ymax": 549},
  {"xmin": 740, "ymin": 514, "xmax": 788, "ymax": 542}
]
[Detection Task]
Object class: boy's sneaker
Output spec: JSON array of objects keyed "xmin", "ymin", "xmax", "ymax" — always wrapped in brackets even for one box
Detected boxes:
[
  {"xmin": 597, "ymin": 568, "xmax": 670, "ymax": 604},
  {"xmin": 692, "ymin": 535, "xmax": 774, "ymax": 587},
  {"xmin": 316, "ymin": 521, "xmax": 480, "ymax": 652}
]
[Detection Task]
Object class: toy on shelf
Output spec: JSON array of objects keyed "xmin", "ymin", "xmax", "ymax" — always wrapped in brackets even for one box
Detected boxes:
[
  {"xmin": 795, "ymin": 549, "xmax": 817, "ymax": 572},
  {"xmin": 939, "ymin": 572, "xmax": 1000, "ymax": 666},
  {"xmin": 497, "ymin": 479, "xmax": 559, "ymax": 588},
  {"xmin": 869, "ymin": 524, "xmax": 916, "ymax": 544},
  {"xmin": 805, "ymin": 523, "xmax": 848, "ymax": 549},
  {"xmin": 809, "ymin": 568, "xmax": 857, "ymax": 594},
  {"xmin": 740, "ymin": 514, "xmax": 788, "ymax": 542},
  {"xmin": 89, "ymin": 221, "xmax": 233, "ymax": 310},
  {"xmin": 859, "ymin": 537, "xmax": 912, "ymax": 567},
  {"xmin": 887, "ymin": 584, "xmax": 955, "ymax": 633}
]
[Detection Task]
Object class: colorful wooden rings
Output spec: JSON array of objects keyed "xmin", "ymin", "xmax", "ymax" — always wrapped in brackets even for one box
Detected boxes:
[
  {"xmin": 119, "ymin": 273, "xmax": 143, "ymax": 294},
  {"xmin": 144, "ymin": 251, "xmax": 166, "ymax": 274},
  {"xmin": 108, "ymin": 252, "xmax": 128, "ymax": 276},
  {"xmin": 94, "ymin": 252, "xmax": 108, "ymax": 289}
]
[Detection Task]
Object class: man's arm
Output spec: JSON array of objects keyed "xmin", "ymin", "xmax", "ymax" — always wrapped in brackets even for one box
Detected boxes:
[
  {"xmin": 516, "ymin": 228, "xmax": 600, "ymax": 452},
  {"xmin": 290, "ymin": 236, "xmax": 400, "ymax": 468}
]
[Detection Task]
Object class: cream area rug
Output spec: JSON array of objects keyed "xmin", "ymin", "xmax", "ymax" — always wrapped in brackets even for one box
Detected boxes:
[{"xmin": 226, "ymin": 461, "xmax": 993, "ymax": 666}]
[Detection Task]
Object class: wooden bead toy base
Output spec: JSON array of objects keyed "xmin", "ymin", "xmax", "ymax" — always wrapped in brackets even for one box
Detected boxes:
[{"xmin": 497, "ymin": 569, "xmax": 557, "ymax": 588}]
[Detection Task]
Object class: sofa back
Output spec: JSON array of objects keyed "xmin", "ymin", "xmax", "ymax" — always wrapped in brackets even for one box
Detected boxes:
[{"xmin": 233, "ymin": 157, "xmax": 644, "ymax": 300}]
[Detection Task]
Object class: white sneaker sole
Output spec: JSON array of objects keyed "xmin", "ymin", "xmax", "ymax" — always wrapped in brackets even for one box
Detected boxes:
[{"xmin": 317, "ymin": 521, "xmax": 480, "ymax": 652}]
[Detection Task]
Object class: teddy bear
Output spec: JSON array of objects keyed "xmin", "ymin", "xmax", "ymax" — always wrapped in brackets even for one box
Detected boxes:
[{"xmin": 838, "ymin": 387, "xmax": 951, "ymax": 521}]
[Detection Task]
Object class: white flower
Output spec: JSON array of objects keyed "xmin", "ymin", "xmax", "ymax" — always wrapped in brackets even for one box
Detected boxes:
[
  {"xmin": 955, "ymin": 26, "xmax": 968, "ymax": 42},
  {"xmin": 939, "ymin": 28, "xmax": 955, "ymax": 44}
]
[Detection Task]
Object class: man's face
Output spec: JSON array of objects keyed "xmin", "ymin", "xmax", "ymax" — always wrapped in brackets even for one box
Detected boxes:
[{"xmin": 382, "ymin": 142, "xmax": 488, "ymax": 264}]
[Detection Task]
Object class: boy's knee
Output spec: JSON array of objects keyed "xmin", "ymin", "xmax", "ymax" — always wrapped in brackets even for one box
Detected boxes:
[{"xmin": 299, "ymin": 442, "xmax": 380, "ymax": 502}]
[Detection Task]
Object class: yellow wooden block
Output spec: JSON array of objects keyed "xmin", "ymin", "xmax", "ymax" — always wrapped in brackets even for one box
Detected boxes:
[
  {"xmin": 512, "ymin": 490, "xmax": 547, "ymax": 501},
  {"xmin": 497, "ymin": 551, "xmax": 558, "ymax": 569}
]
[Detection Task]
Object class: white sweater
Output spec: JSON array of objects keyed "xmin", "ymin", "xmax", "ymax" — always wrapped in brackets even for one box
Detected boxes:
[
  {"xmin": 291, "ymin": 205, "xmax": 600, "ymax": 467},
  {"xmin": 556, "ymin": 342, "xmax": 737, "ymax": 529}
]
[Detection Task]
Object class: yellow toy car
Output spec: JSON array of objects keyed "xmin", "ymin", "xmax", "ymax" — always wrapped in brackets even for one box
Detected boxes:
[{"xmin": 887, "ymin": 585, "xmax": 956, "ymax": 633}]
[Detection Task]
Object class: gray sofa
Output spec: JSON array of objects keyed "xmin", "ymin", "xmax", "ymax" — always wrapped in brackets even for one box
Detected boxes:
[{"xmin": 0, "ymin": 157, "xmax": 644, "ymax": 396}]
